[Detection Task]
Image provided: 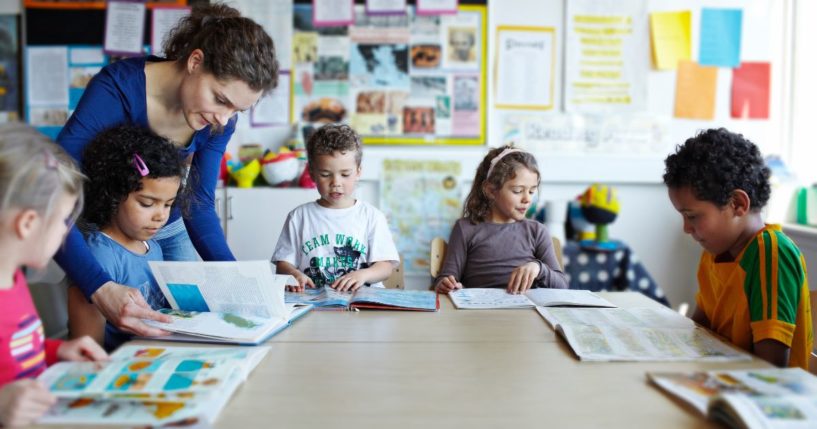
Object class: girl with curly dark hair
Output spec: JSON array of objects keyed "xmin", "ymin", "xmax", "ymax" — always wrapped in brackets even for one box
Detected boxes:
[
  {"xmin": 54, "ymin": 3, "xmax": 279, "ymax": 338},
  {"xmin": 68, "ymin": 125, "xmax": 185, "ymax": 350},
  {"xmin": 434, "ymin": 146, "xmax": 568, "ymax": 295}
]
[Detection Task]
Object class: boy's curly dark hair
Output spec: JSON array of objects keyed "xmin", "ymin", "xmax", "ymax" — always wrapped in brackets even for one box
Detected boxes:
[
  {"xmin": 663, "ymin": 128, "xmax": 770, "ymax": 210},
  {"xmin": 82, "ymin": 125, "xmax": 186, "ymax": 227},
  {"xmin": 306, "ymin": 124, "xmax": 362, "ymax": 168}
]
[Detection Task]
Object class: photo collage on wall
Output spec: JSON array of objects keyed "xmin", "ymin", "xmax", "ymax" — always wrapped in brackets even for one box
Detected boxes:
[{"xmin": 292, "ymin": 4, "xmax": 485, "ymax": 145}]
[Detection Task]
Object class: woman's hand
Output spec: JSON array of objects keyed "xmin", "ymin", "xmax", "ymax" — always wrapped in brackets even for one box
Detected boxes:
[
  {"xmin": 91, "ymin": 282, "xmax": 172, "ymax": 337},
  {"xmin": 507, "ymin": 262, "xmax": 540, "ymax": 294}
]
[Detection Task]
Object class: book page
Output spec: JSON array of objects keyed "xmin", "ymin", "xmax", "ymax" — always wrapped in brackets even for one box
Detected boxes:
[
  {"xmin": 448, "ymin": 288, "xmax": 534, "ymax": 309},
  {"xmin": 524, "ymin": 289, "xmax": 616, "ymax": 308},
  {"xmin": 538, "ymin": 307, "xmax": 749, "ymax": 361},
  {"xmin": 350, "ymin": 288, "xmax": 438, "ymax": 310},
  {"xmin": 286, "ymin": 286, "xmax": 353, "ymax": 308},
  {"xmin": 649, "ymin": 367, "xmax": 817, "ymax": 428},
  {"xmin": 149, "ymin": 260, "xmax": 290, "ymax": 319},
  {"xmin": 143, "ymin": 309, "xmax": 288, "ymax": 344},
  {"xmin": 39, "ymin": 364, "xmax": 251, "ymax": 425}
]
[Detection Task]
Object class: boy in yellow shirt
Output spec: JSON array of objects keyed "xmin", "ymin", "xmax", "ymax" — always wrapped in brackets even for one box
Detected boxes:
[{"xmin": 664, "ymin": 128, "xmax": 812, "ymax": 369}]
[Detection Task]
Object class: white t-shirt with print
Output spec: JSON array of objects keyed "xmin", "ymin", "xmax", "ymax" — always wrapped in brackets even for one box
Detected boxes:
[{"xmin": 271, "ymin": 200, "xmax": 399, "ymax": 288}]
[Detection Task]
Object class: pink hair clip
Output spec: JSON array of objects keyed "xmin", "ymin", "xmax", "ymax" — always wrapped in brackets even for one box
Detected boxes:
[{"xmin": 132, "ymin": 153, "xmax": 149, "ymax": 177}]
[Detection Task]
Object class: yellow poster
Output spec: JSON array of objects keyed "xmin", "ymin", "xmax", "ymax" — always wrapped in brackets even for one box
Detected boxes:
[{"xmin": 650, "ymin": 10, "xmax": 691, "ymax": 70}]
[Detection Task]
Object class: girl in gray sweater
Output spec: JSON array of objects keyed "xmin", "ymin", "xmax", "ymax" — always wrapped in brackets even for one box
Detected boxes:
[{"xmin": 435, "ymin": 146, "xmax": 568, "ymax": 294}]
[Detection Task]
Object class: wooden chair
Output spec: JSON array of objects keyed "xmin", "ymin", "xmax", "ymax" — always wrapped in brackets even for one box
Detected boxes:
[
  {"xmin": 382, "ymin": 257, "xmax": 405, "ymax": 289},
  {"xmin": 429, "ymin": 236, "xmax": 564, "ymax": 280}
]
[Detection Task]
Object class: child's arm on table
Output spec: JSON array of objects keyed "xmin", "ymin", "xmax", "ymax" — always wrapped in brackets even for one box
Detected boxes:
[
  {"xmin": 753, "ymin": 339, "xmax": 791, "ymax": 367},
  {"xmin": 276, "ymin": 261, "xmax": 315, "ymax": 292},
  {"xmin": 332, "ymin": 261, "xmax": 394, "ymax": 292},
  {"xmin": 0, "ymin": 380, "xmax": 56, "ymax": 427}
]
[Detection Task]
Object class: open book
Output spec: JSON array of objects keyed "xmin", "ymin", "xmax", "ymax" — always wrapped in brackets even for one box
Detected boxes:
[
  {"xmin": 537, "ymin": 306, "xmax": 751, "ymax": 362},
  {"xmin": 448, "ymin": 288, "xmax": 616, "ymax": 309},
  {"xmin": 38, "ymin": 345, "xmax": 268, "ymax": 426},
  {"xmin": 144, "ymin": 260, "xmax": 312, "ymax": 344},
  {"xmin": 285, "ymin": 286, "xmax": 439, "ymax": 311},
  {"xmin": 649, "ymin": 367, "xmax": 817, "ymax": 429}
]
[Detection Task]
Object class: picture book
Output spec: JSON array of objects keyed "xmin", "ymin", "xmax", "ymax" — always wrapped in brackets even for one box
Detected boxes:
[
  {"xmin": 146, "ymin": 260, "xmax": 310, "ymax": 344},
  {"xmin": 537, "ymin": 306, "xmax": 751, "ymax": 362},
  {"xmin": 144, "ymin": 303, "xmax": 312, "ymax": 345},
  {"xmin": 38, "ymin": 345, "xmax": 268, "ymax": 426},
  {"xmin": 285, "ymin": 286, "xmax": 439, "ymax": 311},
  {"xmin": 448, "ymin": 288, "xmax": 616, "ymax": 310},
  {"xmin": 649, "ymin": 367, "xmax": 817, "ymax": 429}
]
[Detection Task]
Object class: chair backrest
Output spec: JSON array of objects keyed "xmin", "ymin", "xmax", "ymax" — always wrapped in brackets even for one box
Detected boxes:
[
  {"xmin": 428, "ymin": 235, "xmax": 564, "ymax": 280},
  {"xmin": 810, "ymin": 290, "xmax": 816, "ymax": 374},
  {"xmin": 382, "ymin": 257, "xmax": 405, "ymax": 289},
  {"xmin": 551, "ymin": 236, "xmax": 563, "ymax": 270},
  {"xmin": 429, "ymin": 237, "xmax": 447, "ymax": 279}
]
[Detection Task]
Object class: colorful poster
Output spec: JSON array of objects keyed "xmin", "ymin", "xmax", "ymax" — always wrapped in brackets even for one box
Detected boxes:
[
  {"xmin": 381, "ymin": 159, "xmax": 462, "ymax": 275},
  {"xmin": 674, "ymin": 60, "xmax": 717, "ymax": 120},
  {"xmin": 731, "ymin": 61, "xmax": 770, "ymax": 119},
  {"xmin": 291, "ymin": 4, "xmax": 486, "ymax": 145},
  {"xmin": 649, "ymin": 10, "xmax": 691, "ymax": 70},
  {"xmin": 564, "ymin": 0, "xmax": 647, "ymax": 113},
  {"xmin": 26, "ymin": 45, "xmax": 108, "ymax": 139},
  {"xmin": 699, "ymin": 8, "xmax": 742, "ymax": 68}
]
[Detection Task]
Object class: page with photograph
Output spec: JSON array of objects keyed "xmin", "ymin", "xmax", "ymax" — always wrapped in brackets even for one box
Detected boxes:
[{"xmin": 149, "ymin": 260, "xmax": 294, "ymax": 319}]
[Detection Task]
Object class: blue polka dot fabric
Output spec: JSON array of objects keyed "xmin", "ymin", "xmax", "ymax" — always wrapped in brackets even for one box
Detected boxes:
[{"xmin": 562, "ymin": 240, "xmax": 670, "ymax": 306}]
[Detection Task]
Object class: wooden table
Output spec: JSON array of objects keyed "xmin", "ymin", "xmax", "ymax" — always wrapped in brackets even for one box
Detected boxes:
[{"xmin": 41, "ymin": 292, "xmax": 771, "ymax": 428}]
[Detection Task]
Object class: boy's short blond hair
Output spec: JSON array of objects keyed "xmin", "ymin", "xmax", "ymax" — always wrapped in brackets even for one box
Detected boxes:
[{"xmin": 306, "ymin": 124, "xmax": 362, "ymax": 169}]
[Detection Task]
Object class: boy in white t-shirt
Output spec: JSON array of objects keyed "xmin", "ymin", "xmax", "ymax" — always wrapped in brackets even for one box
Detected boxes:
[{"xmin": 272, "ymin": 124, "xmax": 399, "ymax": 291}]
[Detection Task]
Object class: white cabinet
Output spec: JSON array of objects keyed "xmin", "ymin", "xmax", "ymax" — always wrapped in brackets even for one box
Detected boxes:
[{"xmin": 221, "ymin": 187, "xmax": 318, "ymax": 261}]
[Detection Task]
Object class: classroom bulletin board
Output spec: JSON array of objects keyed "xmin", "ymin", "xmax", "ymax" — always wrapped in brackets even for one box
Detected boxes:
[
  {"xmin": 290, "ymin": 3, "xmax": 487, "ymax": 146},
  {"xmin": 488, "ymin": 0, "xmax": 787, "ymax": 183}
]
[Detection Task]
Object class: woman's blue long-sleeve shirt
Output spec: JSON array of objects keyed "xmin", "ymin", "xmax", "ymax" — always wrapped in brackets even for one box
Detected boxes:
[{"xmin": 54, "ymin": 56, "xmax": 236, "ymax": 299}]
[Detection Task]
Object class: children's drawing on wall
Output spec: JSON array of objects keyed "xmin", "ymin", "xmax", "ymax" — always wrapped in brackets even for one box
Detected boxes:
[
  {"xmin": 453, "ymin": 75, "xmax": 478, "ymax": 111},
  {"xmin": 70, "ymin": 67, "xmax": 101, "ymax": 89},
  {"xmin": 350, "ymin": 44, "xmax": 410, "ymax": 88},
  {"xmin": 0, "ymin": 15, "xmax": 18, "ymax": 121},
  {"xmin": 410, "ymin": 44, "xmax": 441, "ymax": 68},
  {"xmin": 411, "ymin": 76, "xmax": 447, "ymax": 97},
  {"xmin": 403, "ymin": 107, "xmax": 435, "ymax": 133},
  {"xmin": 293, "ymin": 32, "xmax": 318, "ymax": 63},
  {"xmin": 301, "ymin": 97, "xmax": 347, "ymax": 123},
  {"xmin": 452, "ymin": 75, "xmax": 480, "ymax": 135},
  {"xmin": 314, "ymin": 56, "xmax": 349, "ymax": 80},
  {"xmin": 435, "ymin": 96, "xmax": 451, "ymax": 119},
  {"xmin": 291, "ymin": 3, "xmax": 485, "ymax": 144},
  {"xmin": 356, "ymin": 90, "xmax": 386, "ymax": 114},
  {"xmin": 29, "ymin": 107, "xmax": 68, "ymax": 126},
  {"xmin": 447, "ymin": 27, "xmax": 476, "ymax": 64}
]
